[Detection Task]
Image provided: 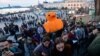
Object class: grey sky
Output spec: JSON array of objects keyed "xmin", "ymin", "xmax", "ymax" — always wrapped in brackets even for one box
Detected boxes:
[{"xmin": 0, "ymin": 0, "xmax": 63, "ymax": 7}]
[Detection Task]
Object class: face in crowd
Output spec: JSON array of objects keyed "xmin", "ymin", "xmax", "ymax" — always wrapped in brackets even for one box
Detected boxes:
[
  {"xmin": 42, "ymin": 37, "xmax": 51, "ymax": 48},
  {"xmin": 62, "ymin": 34, "xmax": 68, "ymax": 42},
  {"xmin": 55, "ymin": 38, "xmax": 65, "ymax": 52},
  {"xmin": 0, "ymin": 40, "xmax": 11, "ymax": 51},
  {"xmin": 43, "ymin": 41, "xmax": 50, "ymax": 47},
  {"xmin": 56, "ymin": 42, "xmax": 65, "ymax": 52}
]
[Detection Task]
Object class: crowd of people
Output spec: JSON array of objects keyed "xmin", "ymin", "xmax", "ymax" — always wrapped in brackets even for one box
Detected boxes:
[
  {"xmin": 0, "ymin": 12, "xmax": 37, "ymax": 23},
  {"xmin": 0, "ymin": 11, "xmax": 100, "ymax": 56}
]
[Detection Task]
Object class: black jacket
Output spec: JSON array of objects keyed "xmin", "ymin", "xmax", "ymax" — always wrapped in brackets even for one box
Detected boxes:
[{"xmin": 52, "ymin": 47, "xmax": 68, "ymax": 56}]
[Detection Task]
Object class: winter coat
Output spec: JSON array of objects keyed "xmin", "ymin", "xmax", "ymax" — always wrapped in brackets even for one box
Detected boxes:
[
  {"xmin": 33, "ymin": 42, "xmax": 54, "ymax": 56},
  {"xmin": 52, "ymin": 47, "xmax": 68, "ymax": 56}
]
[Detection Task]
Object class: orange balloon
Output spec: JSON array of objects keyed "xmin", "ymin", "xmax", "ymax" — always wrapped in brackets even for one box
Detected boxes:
[{"xmin": 43, "ymin": 11, "xmax": 64, "ymax": 33}]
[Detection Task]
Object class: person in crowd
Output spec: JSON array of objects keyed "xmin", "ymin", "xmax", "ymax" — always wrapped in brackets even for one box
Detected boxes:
[
  {"xmin": 79, "ymin": 18, "xmax": 84, "ymax": 25},
  {"xmin": 20, "ymin": 22, "xmax": 28, "ymax": 38},
  {"xmin": 0, "ymin": 38, "xmax": 22, "ymax": 56},
  {"xmin": 83, "ymin": 25, "xmax": 89, "ymax": 39},
  {"xmin": 9, "ymin": 23, "xmax": 16, "ymax": 35},
  {"xmin": 37, "ymin": 24, "xmax": 44, "ymax": 36},
  {"xmin": 62, "ymin": 32, "xmax": 72, "ymax": 56},
  {"xmin": 75, "ymin": 22, "xmax": 83, "ymax": 40},
  {"xmin": 33, "ymin": 36, "xmax": 54, "ymax": 56},
  {"xmin": 14, "ymin": 25, "xmax": 19, "ymax": 32},
  {"xmin": 27, "ymin": 21, "xmax": 34, "ymax": 29},
  {"xmin": 21, "ymin": 22, "xmax": 28, "ymax": 30},
  {"xmin": 67, "ymin": 26, "xmax": 79, "ymax": 55},
  {"xmin": 70, "ymin": 17, "xmax": 76, "ymax": 26},
  {"xmin": 88, "ymin": 23, "xmax": 100, "ymax": 56},
  {"xmin": 0, "ymin": 39, "xmax": 14, "ymax": 56},
  {"xmin": 26, "ymin": 37, "xmax": 37, "ymax": 56},
  {"xmin": 68, "ymin": 27, "xmax": 76, "ymax": 44},
  {"xmin": 17, "ymin": 36, "xmax": 25, "ymax": 56},
  {"xmin": 7, "ymin": 40, "xmax": 22, "ymax": 56},
  {"xmin": 3, "ymin": 23, "xmax": 9, "ymax": 34},
  {"xmin": 37, "ymin": 24, "xmax": 44, "ymax": 41},
  {"xmin": 28, "ymin": 28, "xmax": 36, "ymax": 37},
  {"xmin": 52, "ymin": 37, "xmax": 68, "ymax": 56},
  {"xmin": 86, "ymin": 21, "xmax": 95, "ymax": 34},
  {"xmin": 87, "ymin": 28, "xmax": 97, "ymax": 47},
  {"xmin": 0, "ymin": 28, "xmax": 4, "ymax": 39},
  {"xmin": 32, "ymin": 29, "xmax": 41, "ymax": 44},
  {"xmin": 80, "ymin": 25, "xmax": 86, "ymax": 39}
]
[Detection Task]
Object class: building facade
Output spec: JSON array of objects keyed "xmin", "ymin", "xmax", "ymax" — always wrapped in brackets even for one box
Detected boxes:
[{"xmin": 43, "ymin": 0, "xmax": 89, "ymax": 10}]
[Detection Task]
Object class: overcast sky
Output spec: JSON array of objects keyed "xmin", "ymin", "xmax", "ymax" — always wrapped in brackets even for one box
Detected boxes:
[
  {"xmin": 0, "ymin": 0, "xmax": 63, "ymax": 7},
  {"xmin": 0, "ymin": 0, "xmax": 93, "ymax": 7}
]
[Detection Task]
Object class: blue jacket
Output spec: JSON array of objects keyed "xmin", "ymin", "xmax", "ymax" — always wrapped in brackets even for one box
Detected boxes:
[{"xmin": 75, "ymin": 27, "xmax": 85, "ymax": 39}]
